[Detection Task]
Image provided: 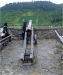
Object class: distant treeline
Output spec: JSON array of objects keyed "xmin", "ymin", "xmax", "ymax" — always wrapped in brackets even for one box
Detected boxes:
[{"xmin": 1, "ymin": 1, "xmax": 62, "ymax": 11}]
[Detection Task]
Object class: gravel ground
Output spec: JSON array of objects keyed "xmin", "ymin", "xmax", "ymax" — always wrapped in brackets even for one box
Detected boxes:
[{"xmin": 0, "ymin": 39, "xmax": 63, "ymax": 75}]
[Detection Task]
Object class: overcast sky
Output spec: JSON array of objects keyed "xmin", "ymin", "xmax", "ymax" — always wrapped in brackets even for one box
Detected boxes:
[{"xmin": 0, "ymin": 0, "xmax": 63, "ymax": 7}]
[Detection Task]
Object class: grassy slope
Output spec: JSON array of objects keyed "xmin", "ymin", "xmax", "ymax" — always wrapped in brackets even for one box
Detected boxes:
[{"xmin": 0, "ymin": 10, "xmax": 62, "ymax": 28}]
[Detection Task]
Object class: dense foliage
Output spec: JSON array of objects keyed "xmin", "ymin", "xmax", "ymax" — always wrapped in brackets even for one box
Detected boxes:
[{"xmin": 0, "ymin": 1, "xmax": 63, "ymax": 28}]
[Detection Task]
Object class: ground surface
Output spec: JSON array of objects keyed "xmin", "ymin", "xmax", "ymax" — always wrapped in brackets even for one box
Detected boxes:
[{"xmin": 0, "ymin": 39, "xmax": 63, "ymax": 75}]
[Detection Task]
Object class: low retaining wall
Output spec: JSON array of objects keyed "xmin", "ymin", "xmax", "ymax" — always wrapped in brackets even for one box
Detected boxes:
[{"xmin": 9, "ymin": 28, "xmax": 63, "ymax": 39}]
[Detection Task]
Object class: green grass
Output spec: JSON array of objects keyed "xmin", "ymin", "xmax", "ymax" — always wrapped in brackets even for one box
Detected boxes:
[{"xmin": 0, "ymin": 10, "xmax": 63, "ymax": 28}]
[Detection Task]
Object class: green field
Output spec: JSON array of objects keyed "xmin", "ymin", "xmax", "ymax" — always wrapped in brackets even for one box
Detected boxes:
[
  {"xmin": 0, "ymin": 12, "xmax": 62, "ymax": 28},
  {"xmin": 0, "ymin": 1, "xmax": 63, "ymax": 28},
  {"xmin": 9, "ymin": 14, "xmax": 63, "ymax": 28}
]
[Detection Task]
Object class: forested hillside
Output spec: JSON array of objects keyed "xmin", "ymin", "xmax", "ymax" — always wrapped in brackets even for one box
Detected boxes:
[{"xmin": 0, "ymin": 1, "xmax": 63, "ymax": 28}]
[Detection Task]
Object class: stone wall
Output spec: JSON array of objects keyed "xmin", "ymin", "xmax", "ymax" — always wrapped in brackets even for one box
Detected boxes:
[{"xmin": 9, "ymin": 28, "xmax": 63, "ymax": 39}]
